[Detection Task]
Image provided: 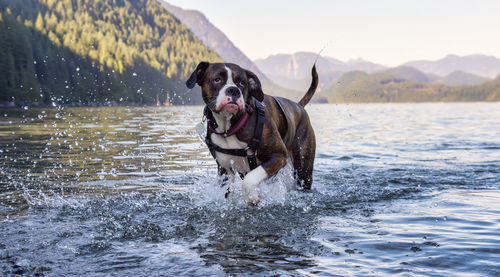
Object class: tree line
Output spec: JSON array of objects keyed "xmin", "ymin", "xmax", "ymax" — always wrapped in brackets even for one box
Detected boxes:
[{"xmin": 0, "ymin": 0, "xmax": 221, "ymax": 106}]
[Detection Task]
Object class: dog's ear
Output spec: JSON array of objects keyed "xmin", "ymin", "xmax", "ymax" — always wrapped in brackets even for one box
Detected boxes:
[
  {"xmin": 186, "ymin": 62, "xmax": 209, "ymax": 89},
  {"xmin": 245, "ymin": 70, "xmax": 264, "ymax": 102}
]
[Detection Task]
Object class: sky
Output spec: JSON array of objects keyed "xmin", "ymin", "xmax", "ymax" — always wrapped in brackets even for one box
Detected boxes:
[{"xmin": 166, "ymin": 0, "xmax": 500, "ymax": 67}]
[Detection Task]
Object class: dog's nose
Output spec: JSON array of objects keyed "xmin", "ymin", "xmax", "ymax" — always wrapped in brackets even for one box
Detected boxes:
[{"xmin": 226, "ymin": 86, "xmax": 240, "ymax": 98}]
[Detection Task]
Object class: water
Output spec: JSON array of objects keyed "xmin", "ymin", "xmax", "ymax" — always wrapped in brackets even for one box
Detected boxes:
[{"xmin": 0, "ymin": 103, "xmax": 499, "ymax": 276}]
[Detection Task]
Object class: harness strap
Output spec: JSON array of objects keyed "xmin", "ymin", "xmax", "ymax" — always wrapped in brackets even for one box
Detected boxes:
[
  {"xmin": 204, "ymin": 137, "xmax": 247, "ymax": 157},
  {"xmin": 204, "ymin": 99, "xmax": 265, "ymax": 171},
  {"xmin": 246, "ymin": 100, "xmax": 265, "ymax": 169},
  {"xmin": 248, "ymin": 100, "xmax": 265, "ymax": 151}
]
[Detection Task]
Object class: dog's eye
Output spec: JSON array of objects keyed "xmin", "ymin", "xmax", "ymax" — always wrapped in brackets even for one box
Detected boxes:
[
  {"xmin": 238, "ymin": 80, "xmax": 246, "ymax": 87},
  {"xmin": 213, "ymin": 78, "xmax": 221, "ymax": 84}
]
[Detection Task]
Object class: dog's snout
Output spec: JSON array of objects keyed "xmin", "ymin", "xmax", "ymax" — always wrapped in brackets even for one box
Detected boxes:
[{"xmin": 226, "ymin": 86, "xmax": 240, "ymax": 98}]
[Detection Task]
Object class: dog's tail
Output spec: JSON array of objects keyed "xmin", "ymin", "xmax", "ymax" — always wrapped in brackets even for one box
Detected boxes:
[{"xmin": 298, "ymin": 64, "xmax": 318, "ymax": 107}]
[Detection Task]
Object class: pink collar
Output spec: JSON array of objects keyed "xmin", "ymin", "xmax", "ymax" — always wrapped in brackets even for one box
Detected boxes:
[{"xmin": 205, "ymin": 106, "xmax": 254, "ymax": 137}]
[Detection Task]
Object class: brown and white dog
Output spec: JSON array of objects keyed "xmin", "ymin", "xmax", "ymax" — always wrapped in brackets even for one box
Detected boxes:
[{"xmin": 186, "ymin": 62, "xmax": 318, "ymax": 204}]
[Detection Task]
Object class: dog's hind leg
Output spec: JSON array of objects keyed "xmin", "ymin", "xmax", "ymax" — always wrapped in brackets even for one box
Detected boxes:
[
  {"xmin": 292, "ymin": 121, "xmax": 316, "ymax": 190},
  {"xmin": 292, "ymin": 139, "xmax": 315, "ymax": 190}
]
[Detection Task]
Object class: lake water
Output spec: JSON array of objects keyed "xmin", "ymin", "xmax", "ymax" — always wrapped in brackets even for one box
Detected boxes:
[{"xmin": 0, "ymin": 103, "xmax": 499, "ymax": 276}]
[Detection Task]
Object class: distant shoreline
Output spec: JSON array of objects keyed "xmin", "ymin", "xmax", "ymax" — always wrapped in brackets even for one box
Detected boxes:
[{"xmin": 1, "ymin": 100, "xmax": 498, "ymax": 109}]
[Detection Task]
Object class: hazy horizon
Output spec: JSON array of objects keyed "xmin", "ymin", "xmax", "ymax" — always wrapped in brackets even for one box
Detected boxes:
[{"xmin": 166, "ymin": 0, "xmax": 500, "ymax": 67}]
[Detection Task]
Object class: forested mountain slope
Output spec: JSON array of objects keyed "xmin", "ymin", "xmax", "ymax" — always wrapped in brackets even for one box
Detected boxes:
[
  {"xmin": 0, "ymin": 0, "xmax": 221, "ymax": 106},
  {"xmin": 319, "ymin": 71, "xmax": 500, "ymax": 103}
]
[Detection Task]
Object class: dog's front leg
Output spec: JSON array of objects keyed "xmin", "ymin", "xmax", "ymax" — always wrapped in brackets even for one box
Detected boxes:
[
  {"xmin": 218, "ymin": 165, "xmax": 230, "ymax": 185},
  {"xmin": 218, "ymin": 165, "xmax": 234, "ymax": 198},
  {"xmin": 242, "ymin": 153, "xmax": 287, "ymax": 204}
]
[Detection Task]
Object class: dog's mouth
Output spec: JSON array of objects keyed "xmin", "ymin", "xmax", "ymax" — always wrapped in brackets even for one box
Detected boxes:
[
  {"xmin": 223, "ymin": 102, "xmax": 239, "ymax": 113},
  {"xmin": 216, "ymin": 101, "xmax": 241, "ymax": 114}
]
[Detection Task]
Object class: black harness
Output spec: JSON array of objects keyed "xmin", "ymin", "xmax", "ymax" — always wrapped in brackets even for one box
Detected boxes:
[{"xmin": 204, "ymin": 100, "xmax": 265, "ymax": 171}]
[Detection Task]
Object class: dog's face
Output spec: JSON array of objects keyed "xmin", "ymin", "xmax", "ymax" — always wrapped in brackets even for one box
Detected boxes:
[{"xmin": 186, "ymin": 62, "xmax": 264, "ymax": 114}]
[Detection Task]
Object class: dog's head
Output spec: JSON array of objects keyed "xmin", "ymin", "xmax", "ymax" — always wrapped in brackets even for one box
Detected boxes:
[{"xmin": 186, "ymin": 62, "xmax": 264, "ymax": 115}]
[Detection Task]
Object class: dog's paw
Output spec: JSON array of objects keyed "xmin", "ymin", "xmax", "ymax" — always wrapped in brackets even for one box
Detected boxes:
[
  {"xmin": 242, "ymin": 184, "xmax": 260, "ymax": 205},
  {"xmin": 242, "ymin": 166, "xmax": 267, "ymax": 205}
]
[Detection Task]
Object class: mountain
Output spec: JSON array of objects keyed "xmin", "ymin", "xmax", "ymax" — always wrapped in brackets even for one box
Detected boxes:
[
  {"xmin": 0, "ymin": 0, "xmax": 221, "ymax": 106},
  {"xmin": 382, "ymin": 66, "xmax": 490, "ymax": 86},
  {"xmin": 160, "ymin": 1, "xmax": 267, "ymax": 81},
  {"xmin": 160, "ymin": 1, "xmax": 310, "ymax": 101},
  {"xmin": 318, "ymin": 70, "xmax": 500, "ymax": 103},
  {"xmin": 438, "ymin": 71, "xmax": 490, "ymax": 86},
  {"xmin": 255, "ymin": 52, "xmax": 387, "ymax": 80},
  {"xmin": 254, "ymin": 52, "xmax": 387, "ymax": 91},
  {"xmin": 383, "ymin": 66, "xmax": 431, "ymax": 83},
  {"xmin": 404, "ymin": 54, "xmax": 500, "ymax": 79},
  {"xmin": 256, "ymin": 53, "xmax": 500, "ymax": 92}
]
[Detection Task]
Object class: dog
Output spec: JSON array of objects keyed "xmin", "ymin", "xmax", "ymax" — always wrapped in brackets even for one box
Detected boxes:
[{"xmin": 186, "ymin": 62, "xmax": 318, "ymax": 204}]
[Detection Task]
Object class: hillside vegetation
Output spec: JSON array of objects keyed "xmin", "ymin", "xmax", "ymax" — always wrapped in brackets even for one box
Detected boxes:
[
  {"xmin": 320, "ymin": 71, "xmax": 500, "ymax": 103},
  {"xmin": 0, "ymin": 0, "xmax": 221, "ymax": 106}
]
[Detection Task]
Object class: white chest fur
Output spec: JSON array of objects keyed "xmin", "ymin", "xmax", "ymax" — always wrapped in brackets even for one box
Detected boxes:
[{"xmin": 210, "ymin": 133, "xmax": 250, "ymax": 174}]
